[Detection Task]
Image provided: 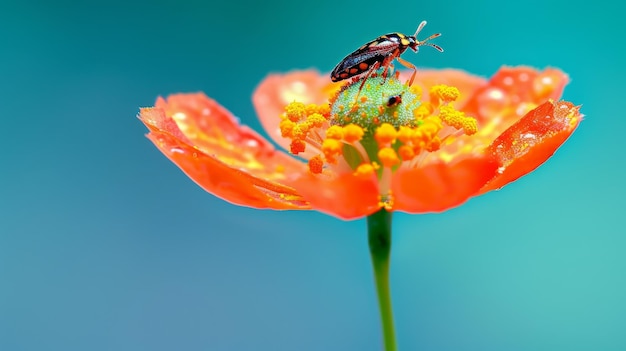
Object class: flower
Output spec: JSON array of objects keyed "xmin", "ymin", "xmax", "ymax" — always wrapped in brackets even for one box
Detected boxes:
[{"xmin": 139, "ymin": 66, "xmax": 581, "ymax": 220}]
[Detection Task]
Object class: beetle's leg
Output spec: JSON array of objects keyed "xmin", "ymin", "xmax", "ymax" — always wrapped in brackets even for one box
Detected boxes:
[
  {"xmin": 380, "ymin": 53, "xmax": 397, "ymax": 84},
  {"xmin": 396, "ymin": 56, "xmax": 417, "ymax": 86},
  {"xmin": 354, "ymin": 61, "xmax": 381, "ymax": 102}
]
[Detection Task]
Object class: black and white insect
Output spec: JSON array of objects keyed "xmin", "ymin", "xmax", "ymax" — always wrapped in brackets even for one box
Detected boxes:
[{"xmin": 330, "ymin": 21, "xmax": 443, "ymax": 92}]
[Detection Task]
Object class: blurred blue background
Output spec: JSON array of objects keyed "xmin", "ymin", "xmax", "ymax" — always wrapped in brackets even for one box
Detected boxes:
[{"xmin": 1, "ymin": 0, "xmax": 624, "ymax": 350}]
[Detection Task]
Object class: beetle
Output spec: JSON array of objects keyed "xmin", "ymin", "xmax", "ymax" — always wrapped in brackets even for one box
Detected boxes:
[
  {"xmin": 387, "ymin": 94, "xmax": 403, "ymax": 107},
  {"xmin": 330, "ymin": 21, "xmax": 443, "ymax": 91}
]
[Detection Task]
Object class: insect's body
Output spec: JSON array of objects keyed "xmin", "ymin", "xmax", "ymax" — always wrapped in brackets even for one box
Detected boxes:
[
  {"xmin": 331, "ymin": 33, "xmax": 415, "ymax": 82},
  {"xmin": 387, "ymin": 94, "xmax": 403, "ymax": 107},
  {"xmin": 330, "ymin": 21, "xmax": 443, "ymax": 90}
]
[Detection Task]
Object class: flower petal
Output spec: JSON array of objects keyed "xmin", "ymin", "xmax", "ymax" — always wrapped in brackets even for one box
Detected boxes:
[
  {"xmin": 462, "ymin": 66, "xmax": 568, "ymax": 139},
  {"xmin": 139, "ymin": 98, "xmax": 188, "ymax": 142},
  {"xmin": 480, "ymin": 100, "xmax": 582, "ymax": 193},
  {"xmin": 145, "ymin": 128, "xmax": 310, "ymax": 210},
  {"xmin": 253, "ymin": 70, "xmax": 341, "ymax": 152},
  {"xmin": 286, "ymin": 173, "xmax": 381, "ymax": 220},
  {"xmin": 392, "ymin": 156, "xmax": 499, "ymax": 213},
  {"xmin": 139, "ymin": 94, "xmax": 312, "ymax": 210}
]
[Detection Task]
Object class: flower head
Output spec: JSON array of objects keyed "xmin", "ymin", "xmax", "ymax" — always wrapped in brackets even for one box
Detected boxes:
[{"xmin": 139, "ymin": 66, "xmax": 581, "ymax": 220}]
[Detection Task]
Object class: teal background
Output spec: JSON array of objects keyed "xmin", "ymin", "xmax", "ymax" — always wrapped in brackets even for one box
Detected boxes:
[{"xmin": 1, "ymin": 0, "xmax": 624, "ymax": 350}]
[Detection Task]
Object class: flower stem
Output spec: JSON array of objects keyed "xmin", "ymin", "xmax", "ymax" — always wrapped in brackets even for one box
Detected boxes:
[{"xmin": 367, "ymin": 208, "xmax": 396, "ymax": 351}]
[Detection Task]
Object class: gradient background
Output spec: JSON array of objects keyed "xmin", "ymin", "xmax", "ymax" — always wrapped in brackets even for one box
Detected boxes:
[{"xmin": 1, "ymin": 0, "xmax": 624, "ymax": 350}]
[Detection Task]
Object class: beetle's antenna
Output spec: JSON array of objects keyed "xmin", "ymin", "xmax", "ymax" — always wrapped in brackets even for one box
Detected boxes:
[
  {"xmin": 414, "ymin": 20, "xmax": 444, "ymax": 52},
  {"xmin": 413, "ymin": 21, "xmax": 428, "ymax": 37}
]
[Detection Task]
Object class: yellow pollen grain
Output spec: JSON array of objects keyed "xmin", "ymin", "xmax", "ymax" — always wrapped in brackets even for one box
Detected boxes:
[
  {"xmin": 375, "ymin": 123, "xmax": 398, "ymax": 145},
  {"xmin": 279, "ymin": 119, "xmax": 295, "ymax": 138},
  {"xmin": 326, "ymin": 125, "xmax": 344, "ymax": 140},
  {"xmin": 412, "ymin": 143, "xmax": 423, "ymax": 155},
  {"xmin": 343, "ymin": 124, "xmax": 364, "ymax": 143},
  {"xmin": 290, "ymin": 139, "xmax": 306, "ymax": 154},
  {"xmin": 378, "ymin": 147, "xmax": 400, "ymax": 167},
  {"xmin": 285, "ymin": 102, "xmax": 307, "ymax": 122},
  {"xmin": 305, "ymin": 103, "xmax": 319, "ymax": 116},
  {"xmin": 291, "ymin": 124, "xmax": 308, "ymax": 140},
  {"xmin": 354, "ymin": 163, "xmax": 375, "ymax": 178},
  {"xmin": 430, "ymin": 85, "xmax": 460, "ymax": 104},
  {"xmin": 422, "ymin": 116, "xmax": 443, "ymax": 132},
  {"xmin": 318, "ymin": 104, "xmax": 331, "ymax": 118},
  {"xmin": 322, "ymin": 138, "xmax": 342, "ymax": 163},
  {"xmin": 360, "ymin": 96, "xmax": 368, "ymax": 103},
  {"xmin": 397, "ymin": 126, "xmax": 414, "ymax": 143},
  {"xmin": 426, "ymin": 137, "xmax": 441, "ymax": 152},
  {"xmin": 398, "ymin": 145, "xmax": 415, "ymax": 160},
  {"xmin": 308, "ymin": 155, "xmax": 324, "ymax": 174},
  {"xmin": 413, "ymin": 103, "xmax": 434, "ymax": 119},
  {"xmin": 439, "ymin": 105, "xmax": 478, "ymax": 135},
  {"xmin": 306, "ymin": 113, "xmax": 326, "ymax": 128}
]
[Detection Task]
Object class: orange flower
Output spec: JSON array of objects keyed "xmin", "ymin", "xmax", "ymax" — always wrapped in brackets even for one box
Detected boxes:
[{"xmin": 139, "ymin": 67, "xmax": 581, "ymax": 220}]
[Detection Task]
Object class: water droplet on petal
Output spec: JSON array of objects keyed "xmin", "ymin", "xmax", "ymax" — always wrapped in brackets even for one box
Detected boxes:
[
  {"xmin": 533, "ymin": 72, "xmax": 559, "ymax": 100},
  {"xmin": 246, "ymin": 139, "xmax": 259, "ymax": 148},
  {"xmin": 519, "ymin": 72, "xmax": 530, "ymax": 82},
  {"xmin": 172, "ymin": 112, "xmax": 186, "ymax": 121},
  {"xmin": 170, "ymin": 147, "xmax": 185, "ymax": 154},
  {"xmin": 478, "ymin": 87, "xmax": 509, "ymax": 118}
]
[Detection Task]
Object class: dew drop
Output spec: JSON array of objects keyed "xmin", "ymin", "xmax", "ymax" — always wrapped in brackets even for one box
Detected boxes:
[
  {"xmin": 487, "ymin": 88, "xmax": 504, "ymax": 100},
  {"xmin": 478, "ymin": 88, "xmax": 508, "ymax": 118},
  {"xmin": 541, "ymin": 76, "xmax": 553, "ymax": 85},
  {"xmin": 519, "ymin": 72, "xmax": 529, "ymax": 82},
  {"xmin": 172, "ymin": 112, "xmax": 186, "ymax": 121},
  {"xmin": 246, "ymin": 139, "xmax": 259, "ymax": 148},
  {"xmin": 170, "ymin": 147, "xmax": 185, "ymax": 154}
]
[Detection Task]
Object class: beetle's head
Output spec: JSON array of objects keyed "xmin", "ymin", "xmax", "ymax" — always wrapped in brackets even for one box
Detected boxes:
[{"xmin": 410, "ymin": 20, "xmax": 444, "ymax": 53}]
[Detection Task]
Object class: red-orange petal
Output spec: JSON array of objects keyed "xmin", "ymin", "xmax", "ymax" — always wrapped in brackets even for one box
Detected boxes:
[
  {"xmin": 146, "ymin": 129, "xmax": 310, "ymax": 210},
  {"xmin": 392, "ymin": 156, "xmax": 499, "ymax": 213},
  {"xmin": 462, "ymin": 66, "xmax": 568, "ymax": 127},
  {"xmin": 253, "ymin": 70, "xmax": 341, "ymax": 152},
  {"xmin": 139, "ymin": 93, "xmax": 312, "ymax": 210},
  {"xmin": 480, "ymin": 100, "xmax": 582, "ymax": 193},
  {"xmin": 286, "ymin": 173, "xmax": 381, "ymax": 220},
  {"xmin": 143, "ymin": 93, "xmax": 308, "ymax": 181}
]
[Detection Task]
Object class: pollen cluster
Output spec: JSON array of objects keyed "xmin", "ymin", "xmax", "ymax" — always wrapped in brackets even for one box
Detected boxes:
[
  {"xmin": 280, "ymin": 101, "xmax": 366, "ymax": 174},
  {"xmin": 279, "ymin": 75, "xmax": 479, "ymax": 188}
]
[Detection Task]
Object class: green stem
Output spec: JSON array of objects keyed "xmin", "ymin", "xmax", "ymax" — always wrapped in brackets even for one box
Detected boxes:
[{"xmin": 367, "ymin": 208, "xmax": 396, "ymax": 351}]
